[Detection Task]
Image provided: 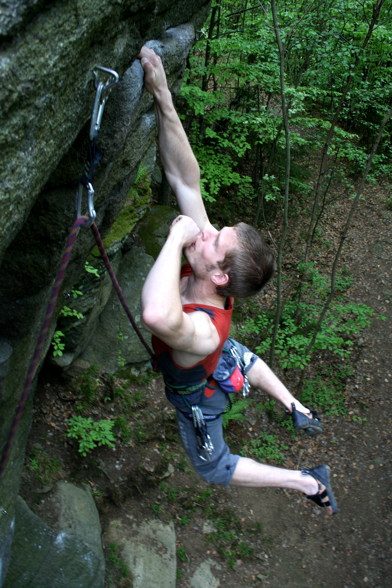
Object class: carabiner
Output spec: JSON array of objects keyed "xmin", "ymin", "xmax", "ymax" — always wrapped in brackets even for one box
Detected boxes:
[
  {"xmin": 89, "ymin": 66, "xmax": 119, "ymax": 141},
  {"xmin": 76, "ymin": 181, "xmax": 96, "ymax": 224}
]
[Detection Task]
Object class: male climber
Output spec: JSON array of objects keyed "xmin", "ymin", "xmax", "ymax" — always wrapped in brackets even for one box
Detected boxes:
[{"xmin": 139, "ymin": 45, "xmax": 337, "ymax": 515}]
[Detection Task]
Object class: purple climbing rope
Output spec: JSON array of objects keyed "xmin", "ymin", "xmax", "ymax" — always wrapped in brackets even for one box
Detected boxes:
[
  {"xmin": 0, "ymin": 215, "xmax": 91, "ymax": 477},
  {"xmin": 0, "ymin": 64, "xmax": 159, "ymax": 478}
]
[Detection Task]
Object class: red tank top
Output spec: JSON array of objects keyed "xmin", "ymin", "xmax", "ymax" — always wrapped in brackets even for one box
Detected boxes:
[{"xmin": 152, "ymin": 264, "xmax": 233, "ymax": 391}]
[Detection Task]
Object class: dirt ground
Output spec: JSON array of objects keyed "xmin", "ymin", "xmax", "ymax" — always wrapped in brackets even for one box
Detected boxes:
[{"xmin": 22, "ymin": 184, "xmax": 391, "ymax": 587}]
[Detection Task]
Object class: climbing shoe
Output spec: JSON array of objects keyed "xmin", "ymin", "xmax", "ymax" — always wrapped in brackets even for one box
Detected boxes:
[
  {"xmin": 302, "ymin": 464, "xmax": 338, "ymax": 515},
  {"xmin": 291, "ymin": 403, "xmax": 323, "ymax": 436}
]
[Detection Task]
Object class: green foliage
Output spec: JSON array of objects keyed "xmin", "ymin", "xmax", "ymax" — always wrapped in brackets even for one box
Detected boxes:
[
  {"xmin": 106, "ymin": 542, "xmax": 132, "ymax": 585},
  {"xmin": 194, "ymin": 488, "xmax": 213, "ymax": 505},
  {"xmin": 52, "ymin": 286, "xmax": 84, "ymax": 357},
  {"xmin": 301, "ymin": 365, "xmax": 353, "ymax": 416},
  {"xmin": 133, "ymin": 422, "xmax": 147, "ymax": 442},
  {"xmin": 28, "ymin": 449, "xmax": 62, "ymax": 486},
  {"xmin": 242, "ymin": 265, "xmax": 376, "ymax": 370},
  {"xmin": 256, "ymin": 399, "xmax": 278, "ymax": 418},
  {"xmin": 241, "ymin": 433, "xmax": 288, "ymax": 464},
  {"xmin": 59, "ymin": 305, "xmax": 84, "ymax": 320},
  {"xmin": 350, "ymin": 411, "xmax": 368, "ymax": 424},
  {"xmin": 206, "ymin": 513, "xmax": 255, "ymax": 569},
  {"xmin": 74, "ymin": 365, "xmax": 101, "ymax": 410},
  {"xmin": 66, "ymin": 416, "xmax": 116, "ymax": 456},
  {"xmin": 116, "ymin": 352, "xmax": 126, "ymax": 369},
  {"xmin": 197, "ymin": 146, "xmax": 253, "ymax": 203},
  {"xmin": 153, "ymin": 482, "xmax": 262, "ymax": 570},
  {"xmin": 107, "ymin": 385, "xmax": 144, "ymax": 411},
  {"xmin": 51, "ymin": 330, "xmax": 65, "ymax": 357},
  {"xmin": 222, "ymin": 397, "xmax": 251, "ymax": 428},
  {"xmin": 180, "ymin": 0, "xmax": 391, "ymax": 217},
  {"xmin": 159, "ymin": 482, "xmax": 180, "ymax": 502},
  {"xmin": 178, "ymin": 514, "xmax": 192, "ymax": 526},
  {"xmin": 84, "ymin": 260, "xmax": 100, "ymax": 278},
  {"xmin": 51, "ymin": 302, "xmax": 83, "ymax": 357},
  {"xmin": 176, "ymin": 547, "xmax": 188, "ymax": 563},
  {"xmin": 113, "ymin": 415, "xmax": 132, "ymax": 443},
  {"xmin": 237, "ymin": 263, "xmax": 378, "ymax": 416},
  {"xmin": 150, "ymin": 503, "xmax": 161, "ymax": 516},
  {"xmin": 116, "ymin": 366, "xmax": 155, "ymax": 387}
]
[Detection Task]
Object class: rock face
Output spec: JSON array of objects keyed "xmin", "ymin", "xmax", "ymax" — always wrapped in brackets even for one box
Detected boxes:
[{"xmin": 0, "ymin": 1, "xmax": 211, "ymax": 584}]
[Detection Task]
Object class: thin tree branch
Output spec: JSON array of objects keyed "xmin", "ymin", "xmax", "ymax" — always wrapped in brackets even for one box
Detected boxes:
[
  {"xmin": 302, "ymin": 105, "xmax": 392, "ymax": 362},
  {"xmin": 269, "ymin": 0, "xmax": 291, "ymax": 368}
]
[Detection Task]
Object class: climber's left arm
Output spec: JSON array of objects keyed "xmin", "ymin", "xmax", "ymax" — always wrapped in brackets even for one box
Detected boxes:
[{"xmin": 139, "ymin": 45, "xmax": 213, "ymax": 232}]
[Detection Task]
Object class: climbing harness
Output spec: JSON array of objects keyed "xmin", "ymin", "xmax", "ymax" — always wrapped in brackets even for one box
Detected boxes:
[
  {"xmin": 218, "ymin": 339, "xmax": 251, "ymax": 398},
  {"xmin": 197, "ymin": 340, "xmax": 253, "ymax": 460},
  {"xmin": 164, "ymin": 379, "xmax": 218, "ymax": 460},
  {"xmin": 164, "ymin": 339, "xmax": 253, "ymax": 462},
  {"xmin": 0, "ymin": 64, "xmax": 155, "ymax": 478}
]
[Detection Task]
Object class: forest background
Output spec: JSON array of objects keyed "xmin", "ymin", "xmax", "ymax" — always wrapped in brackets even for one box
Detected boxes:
[{"xmin": 165, "ymin": 0, "xmax": 392, "ymax": 416}]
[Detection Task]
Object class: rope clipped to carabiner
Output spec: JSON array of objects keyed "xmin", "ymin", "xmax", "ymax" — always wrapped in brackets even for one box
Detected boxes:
[
  {"xmin": 76, "ymin": 66, "xmax": 119, "ymax": 225},
  {"xmin": 75, "ymin": 65, "xmax": 158, "ymax": 368}
]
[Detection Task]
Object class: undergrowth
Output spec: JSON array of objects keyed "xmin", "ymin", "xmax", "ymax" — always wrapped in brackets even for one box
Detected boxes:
[{"xmin": 237, "ymin": 264, "xmax": 380, "ymax": 416}]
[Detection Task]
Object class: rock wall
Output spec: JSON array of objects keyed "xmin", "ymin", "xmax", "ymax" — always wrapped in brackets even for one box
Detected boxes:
[{"xmin": 0, "ymin": 1, "xmax": 211, "ymax": 584}]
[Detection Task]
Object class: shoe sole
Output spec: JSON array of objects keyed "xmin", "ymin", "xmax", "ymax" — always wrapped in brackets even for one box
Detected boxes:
[
  {"xmin": 307, "ymin": 464, "xmax": 338, "ymax": 514},
  {"xmin": 299, "ymin": 423, "xmax": 323, "ymax": 436}
]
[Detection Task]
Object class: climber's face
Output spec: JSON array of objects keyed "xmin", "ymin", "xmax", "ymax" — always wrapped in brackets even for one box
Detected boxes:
[{"xmin": 185, "ymin": 225, "xmax": 237, "ymax": 281}]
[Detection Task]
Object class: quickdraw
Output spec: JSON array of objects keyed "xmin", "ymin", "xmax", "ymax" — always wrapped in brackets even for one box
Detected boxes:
[
  {"xmin": 76, "ymin": 66, "xmax": 119, "ymax": 225},
  {"xmin": 74, "ymin": 65, "xmax": 157, "ymax": 367},
  {"xmin": 191, "ymin": 406, "xmax": 215, "ymax": 462},
  {"xmin": 90, "ymin": 66, "xmax": 119, "ymax": 141}
]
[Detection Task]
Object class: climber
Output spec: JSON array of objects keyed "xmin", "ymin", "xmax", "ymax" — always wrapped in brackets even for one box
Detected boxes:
[{"xmin": 139, "ymin": 45, "xmax": 337, "ymax": 515}]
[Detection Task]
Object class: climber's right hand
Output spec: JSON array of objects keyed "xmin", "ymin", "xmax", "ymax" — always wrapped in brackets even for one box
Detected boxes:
[{"xmin": 139, "ymin": 46, "xmax": 169, "ymax": 97}]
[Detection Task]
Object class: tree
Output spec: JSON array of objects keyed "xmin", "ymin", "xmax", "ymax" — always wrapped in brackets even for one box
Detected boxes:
[{"xmin": 178, "ymin": 0, "xmax": 391, "ymax": 386}]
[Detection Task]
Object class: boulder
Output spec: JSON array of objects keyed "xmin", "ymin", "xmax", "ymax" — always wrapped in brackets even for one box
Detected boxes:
[
  {"xmin": 189, "ymin": 560, "xmax": 222, "ymax": 588},
  {"xmin": 4, "ymin": 483, "xmax": 105, "ymax": 588},
  {"xmin": 105, "ymin": 517, "xmax": 177, "ymax": 588}
]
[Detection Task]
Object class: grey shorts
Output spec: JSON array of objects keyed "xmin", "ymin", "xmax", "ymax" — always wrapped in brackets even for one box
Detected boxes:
[
  {"xmin": 176, "ymin": 409, "xmax": 239, "ymax": 486},
  {"xmin": 171, "ymin": 339, "xmax": 258, "ymax": 487}
]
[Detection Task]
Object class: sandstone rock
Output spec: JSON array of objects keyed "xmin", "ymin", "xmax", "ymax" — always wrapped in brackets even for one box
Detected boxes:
[
  {"xmin": 105, "ymin": 517, "xmax": 177, "ymax": 588},
  {"xmin": 189, "ymin": 559, "xmax": 222, "ymax": 588},
  {"xmin": 4, "ymin": 487, "xmax": 105, "ymax": 588}
]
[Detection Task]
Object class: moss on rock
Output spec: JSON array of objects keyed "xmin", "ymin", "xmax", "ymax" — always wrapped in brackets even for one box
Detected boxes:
[
  {"xmin": 91, "ymin": 169, "xmax": 153, "ymax": 257},
  {"xmin": 137, "ymin": 206, "xmax": 178, "ymax": 260}
]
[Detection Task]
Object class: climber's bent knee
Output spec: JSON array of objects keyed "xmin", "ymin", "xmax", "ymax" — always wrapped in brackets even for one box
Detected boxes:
[{"xmin": 193, "ymin": 449, "xmax": 240, "ymax": 486}]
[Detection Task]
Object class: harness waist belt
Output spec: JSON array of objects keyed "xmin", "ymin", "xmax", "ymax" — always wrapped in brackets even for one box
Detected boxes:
[{"xmin": 165, "ymin": 379, "xmax": 207, "ymax": 396}]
